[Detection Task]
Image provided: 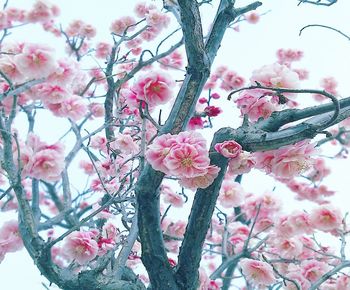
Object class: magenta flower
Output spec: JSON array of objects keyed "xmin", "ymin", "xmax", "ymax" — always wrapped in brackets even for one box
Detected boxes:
[{"xmin": 133, "ymin": 71, "xmax": 175, "ymax": 106}]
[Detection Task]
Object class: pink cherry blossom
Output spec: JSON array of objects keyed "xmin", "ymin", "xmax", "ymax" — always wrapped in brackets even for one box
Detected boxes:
[
  {"xmin": 178, "ymin": 165, "xmax": 220, "ymax": 190},
  {"xmin": 250, "ymin": 63, "xmax": 300, "ymax": 90},
  {"xmin": 228, "ymin": 152, "xmax": 256, "ymax": 175},
  {"xmin": 64, "ymin": 231, "xmax": 98, "ymax": 265},
  {"xmin": 309, "ymin": 205, "xmax": 343, "ymax": 232},
  {"xmin": 276, "ymin": 48, "xmax": 303, "ymax": 65},
  {"xmin": 134, "ymin": 2, "xmax": 156, "ymax": 18},
  {"xmin": 0, "ymin": 56, "xmax": 24, "ymax": 83},
  {"xmin": 47, "ymin": 58, "xmax": 78, "ymax": 86},
  {"xmin": 111, "ymin": 133, "xmax": 139, "ymax": 155},
  {"xmin": 145, "ymin": 9, "xmax": 170, "ymax": 29},
  {"xmin": 14, "ymin": 43, "xmax": 57, "ymax": 79},
  {"xmin": 214, "ymin": 140, "xmax": 242, "ymax": 158},
  {"xmin": 26, "ymin": 0, "xmax": 60, "ymax": 23},
  {"xmin": 161, "ymin": 185, "xmax": 184, "ymax": 207},
  {"xmin": 89, "ymin": 103, "xmax": 105, "ymax": 118},
  {"xmin": 220, "ymin": 70, "xmax": 245, "ymax": 91},
  {"xmin": 0, "ymin": 220, "xmax": 23, "ymax": 253},
  {"xmin": 235, "ymin": 89, "xmax": 279, "ymax": 121},
  {"xmin": 284, "ymin": 272, "xmax": 311, "ymax": 290},
  {"xmin": 240, "ymin": 258, "xmax": 276, "ymax": 286},
  {"xmin": 95, "ymin": 42, "xmax": 112, "ymax": 59},
  {"xmin": 132, "ymin": 71, "xmax": 175, "ymax": 106},
  {"xmin": 218, "ymin": 180, "xmax": 244, "ymax": 208},
  {"xmin": 159, "ymin": 51, "xmax": 183, "ymax": 70},
  {"xmin": 145, "ymin": 133, "xmax": 177, "ymax": 174},
  {"xmin": 301, "ymin": 260, "xmax": 330, "ymax": 282},
  {"xmin": 165, "ymin": 143, "xmax": 210, "ymax": 178},
  {"xmin": 273, "ymin": 236, "xmax": 303, "ymax": 258},
  {"xmin": 288, "ymin": 210, "xmax": 313, "ymax": 235},
  {"xmin": 255, "ymin": 141, "xmax": 316, "ymax": 178},
  {"xmin": 336, "ymin": 275, "xmax": 350, "ymax": 289},
  {"xmin": 110, "ymin": 16, "xmax": 136, "ymax": 35},
  {"xmin": 29, "ymin": 148, "xmax": 65, "ymax": 182}
]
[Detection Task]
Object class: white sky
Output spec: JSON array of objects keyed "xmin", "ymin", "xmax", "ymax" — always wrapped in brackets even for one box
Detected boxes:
[{"xmin": 1, "ymin": 0, "xmax": 350, "ymax": 289}]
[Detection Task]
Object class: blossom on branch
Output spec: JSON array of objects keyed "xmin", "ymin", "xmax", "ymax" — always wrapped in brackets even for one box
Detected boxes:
[
  {"xmin": 64, "ymin": 231, "xmax": 99, "ymax": 265},
  {"xmin": 240, "ymin": 258, "xmax": 276, "ymax": 286}
]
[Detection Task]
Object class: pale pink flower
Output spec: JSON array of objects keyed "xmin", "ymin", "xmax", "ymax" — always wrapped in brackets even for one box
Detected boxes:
[
  {"xmin": 62, "ymin": 95, "xmax": 88, "ymax": 121},
  {"xmin": 175, "ymin": 131, "xmax": 208, "ymax": 151},
  {"xmin": 64, "ymin": 231, "xmax": 98, "ymax": 265},
  {"xmin": 301, "ymin": 260, "xmax": 330, "ymax": 282},
  {"xmin": 336, "ymin": 274, "xmax": 350, "ymax": 289},
  {"xmin": 306, "ymin": 158, "xmax": 330, "ymax": 182},
  {"xmin": 284, "ymin": 272, "xmax": 311, "ymax": 290},
  {"xmin": 111, "ymin": 133, "xmax": 139, "ymax": 155},
  {"xmin": 164, "ymin": 220, "xmax": 186, "ymax": 238},
  {"xmin": 89, "ymin": 103, "xmax": 105, "ymax": 118},
  {"xmin": 276, "ymin": 48, "xmax": 303, "ymax": 65},
  {"xmin": 0, "ymin": 56, "xmax": 24, "ymax": 83},
  {"xmin": 309, "ymin": 205, "xmax": 343, "ymax": 232},
  {"xmin": 5, "ymin": 7, "xmax": 26, "ymax": 22},
  {"xmin": 102, "ymin": 222, "xmax": 120, "ymax": 241},
  {"xmin": 39, "ymin": 84, "xmax": 69, "ymax": 105},
  {"xmin": 273, "ymin": 237, "xmax": 303, "ymax": 259},
  {"xmin": 30, "ymin": 148, "xmax": 65, "ymax": 182},
  {"xmin": 220, "ymin": 70, "xmax": 245, "ymax": 91},
  {"xmin": 159, "ymin": 51, "xmax": 183, "ymax": 70},
  {"xmin": 214, "ymin": 140, "xmax": 242, "ymax": 158},
  {"xmin": 218, "ymin": 180, "xmax": 244, "ymax": 208},
  {"xmin": 110, "ymin": 16, "xmax": 136, "ymax": 35},
  {"xmin": 132, "ymin": 71, "xmax": 175, "ymax": 106},
  {"xmin": 164, "ymin": 143, "xmax": 210, "ymax": 178},
  {"xmin": 255, "ymin": 141, "xmax": 316, "ymax": 178},
  {"xmin": 288, "ymin": 210, "xmax": 313, "ymax": 235},
  {"xmin": 27, "ymin": 0, "xmax": 60, "ymax": 23},
  {"xmin": 228, "ymin": 152, "xmax": 256, "ymax": 175},
  {"xmin": 250, "ymin": 63, "xmax": 300, "ymax": 90},
  {"xmin": 95, "ymin": 42, "xmax": 112, "ymax": 59},
  {"xmin": 235, "ymin": 89, "xmax": 279, "ymax": 121},
  {"xmin": 321, "ymin": 76, "xmax": 338, "ymax": 95},
  {"xmin": 140, "ymin": 25, "xmax": 160, "ymax": 41},
  {"xmin": 145, "ymin": 9, "xmax": 170, "ymax": 29},
  {"xmin": 179, "ymin": 165, "xmax": 220, "ymax": 190},
  {"xmin": 14, "ymin": 43, "xmax": 57, "ymax": 79},
  {"xmin": 134, "ymin": 2, "xmax": 156, "ymax": 18},
  {"xmin": 240, "ymin": 258, "xmax": 276, "ymax": 286},
  {"xmin": 145, "ymin": 133, "xmax": 177, "ymax": 174},
  {"xmin": 47, "ymin": 58, "xmax": 78, "ymax": 86},
  {"xmin": 79, "ymin": 160, "xmax": 95, "ymax": 175},
  {"xmin": 0, "ymin": 220, "xmax": 23, "ymax": 253},
  {"xmin": 242, "ymin": 192, "xmax": 282, "ymax": 220},
  {"xmin": 293, "ymin": 68, "xmax": 309, "ymax": 80},
  {"xmin": 162, "ymin": 185, "xmax": 184, "ymax": 207}
]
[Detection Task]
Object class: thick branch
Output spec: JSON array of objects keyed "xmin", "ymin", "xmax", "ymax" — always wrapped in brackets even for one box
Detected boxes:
[{"xmin": 175, "ymin": 130, "xmax": 230, "ymax": 290}]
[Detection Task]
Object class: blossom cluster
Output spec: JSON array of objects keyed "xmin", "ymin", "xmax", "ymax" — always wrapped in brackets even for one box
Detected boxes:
[
  {"xmin": 146, "ymin": 131, "xmax": 220, "ymax": 190},
  {"xmin": 19, "ymin": 133, "xmax": 65, "ymax": 182}
]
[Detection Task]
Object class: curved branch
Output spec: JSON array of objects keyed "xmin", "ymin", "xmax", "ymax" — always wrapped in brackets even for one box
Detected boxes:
[
  {"xmin": 228, "ymin": 85, "xmax": 340, "ymax": 130},
  {"xmin": 175, "ymin": 130, "xmax": 230, "ymax": 290},
  {"xmin": 299, "ymin": 24, "xmax": 350, "ymax": 41},
  {"xmin": 310, "ymin": 261, "xmax": 350, "ymax": 290}
]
